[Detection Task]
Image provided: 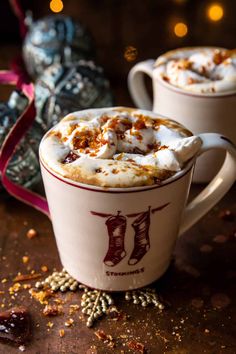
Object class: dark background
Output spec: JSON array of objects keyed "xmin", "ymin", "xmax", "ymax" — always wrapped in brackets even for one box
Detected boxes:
[{"xmin": 0, "ymin": 0, "xmax": 236, "ymax": 95}]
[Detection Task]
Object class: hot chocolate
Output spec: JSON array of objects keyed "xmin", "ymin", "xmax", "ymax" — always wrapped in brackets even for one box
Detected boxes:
[
  {"xmin": 154, "ymin": 47, "xmax": 236, "ymax": 94},
  {"xmin": 39, "ymin": 107, "xmax": 202, "ymax": 187}
]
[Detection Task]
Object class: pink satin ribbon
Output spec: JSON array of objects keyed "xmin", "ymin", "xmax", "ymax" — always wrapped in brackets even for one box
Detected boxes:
[{"xmin": 0, "ymin": 70, "xmax": 50, "ymax": 217}]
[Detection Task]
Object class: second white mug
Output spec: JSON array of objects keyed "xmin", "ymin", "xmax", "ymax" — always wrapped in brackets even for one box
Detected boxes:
[{"xmin": 128, "ymin": 48, "xmax": 236, "ymax": 183}]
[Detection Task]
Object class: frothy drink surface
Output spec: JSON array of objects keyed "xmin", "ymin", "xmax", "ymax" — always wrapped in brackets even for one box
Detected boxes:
[
  {"xmin": 155, "ymin": 47, "xmax": 236, "ymax": 94},
  {"xmin": 40, "ymin": 107, "xmax": 202, "ymax": 187}
]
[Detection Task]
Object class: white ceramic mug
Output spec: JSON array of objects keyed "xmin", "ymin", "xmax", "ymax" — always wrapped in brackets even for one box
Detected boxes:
[
  {"xmin": 1, "ymin": 99, "xmax": 235, "ymax": 291},
  {"xmin": 128, "ymin": 52, "xmax": 236, "ymax": 183},
  {"xmin": 36, "ymin": 109, "xmax": 236, "ymax": 291}
]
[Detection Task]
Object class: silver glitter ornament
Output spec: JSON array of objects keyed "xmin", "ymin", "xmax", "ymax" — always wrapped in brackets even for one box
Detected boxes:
[
  {"xmin": 35, "ymin": 61, "xmax": 114, "ymax": 129},
  {"xmin": 0, "ymin": 90, "xmax": 43, "ymax": 190},
  {"xmin": 23, "ymin": 15, "xmax": 95, "ymax": 79}
]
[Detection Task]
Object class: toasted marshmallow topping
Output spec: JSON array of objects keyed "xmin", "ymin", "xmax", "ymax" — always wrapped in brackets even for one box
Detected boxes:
[
  {"xmin": 40, "ymin": 107, "xmax": 202, "ymax": 187},
  {"xmin": 154, "ymin": 48, "xmax": 236, "ymax": 93}
]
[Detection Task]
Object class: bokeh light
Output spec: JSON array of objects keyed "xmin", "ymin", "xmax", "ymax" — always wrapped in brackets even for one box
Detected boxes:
[
  {"xmin": 50, "ymin": 0, "xmax": 64, "ymax": 13},
  {"xmin": 173, "ymin": 0, "xmax": 188, "ymax": 4},
  {"xmin": 207, "ymin": 3, "xmax": 224, "ymax": 22},
  {"xmin": 124, "ymin": 46, "xmax": 138, "ymax": 62},
  {"xmin": 174, "ymin": 22, "xmax": 188, "ymax": 37}
]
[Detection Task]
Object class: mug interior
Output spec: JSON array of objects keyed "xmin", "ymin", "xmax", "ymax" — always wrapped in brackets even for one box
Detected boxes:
[
  {"xmin": 157, "ymin": 76, "xmax": 236, "ymax": 98},
  {"xmin": 39, "ymin": 106, "xmax": 197, "ymax": 192},
  {"xmin": 155, "ymin": 46, "xmax": 236, "ymax": 98}
]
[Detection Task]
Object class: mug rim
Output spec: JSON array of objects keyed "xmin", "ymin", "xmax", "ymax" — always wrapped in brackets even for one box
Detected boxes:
[
  {"xmin": 155, "ymin": 46, "xmax": 236, "ymax": 98},
  {"xmin": 40, "ymin": 157, "xmax": 194, "ymax": 193}
]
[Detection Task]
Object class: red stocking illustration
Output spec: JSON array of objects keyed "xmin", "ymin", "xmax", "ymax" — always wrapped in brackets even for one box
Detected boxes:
[
  {"xmin": 127, "ymin": 207, "xmax": 151, "ymax": 265},
  {"xmin": 91, "ymin": 211, "xmax": 127, "ymax": 267},
  {"xmin": 127, "ymin": 203, "xmax": 169, "ymax": 265}
]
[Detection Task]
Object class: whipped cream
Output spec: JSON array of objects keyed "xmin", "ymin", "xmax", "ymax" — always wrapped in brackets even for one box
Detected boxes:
[
  {"xmin": 154, "ymin": 47, "xmax": 236, "ymax": 94},
  {"xmin": 40, "ymin": 107, "xmax": 202, "ymax": 187}
]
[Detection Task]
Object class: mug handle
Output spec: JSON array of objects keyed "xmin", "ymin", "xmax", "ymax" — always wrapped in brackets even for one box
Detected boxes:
[
  {"xmin": 128, "ymin": 59, "xmax": 155, "ymax": 110},
  {"xmin": 179, "ymin": 133, "xmax": 236, "ymax": 235},
  {"xmin": 0, "ymin": 70, "xmax": 50, "ymax": 217}
]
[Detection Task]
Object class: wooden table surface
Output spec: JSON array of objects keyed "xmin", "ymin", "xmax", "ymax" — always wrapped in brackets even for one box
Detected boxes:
[{"xmin": 0, "ymin": 183, "xmax": 235, "ymax": 354}]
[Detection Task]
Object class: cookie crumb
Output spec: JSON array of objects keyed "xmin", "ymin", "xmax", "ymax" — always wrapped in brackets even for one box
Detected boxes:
[
  {"xmin": 47, "ymin": 321, "xmax": 54, "ymax": 328},
  {"xmin": 69, "ymin": 304, "xmax": 80, "ymax": 315},
  {"xmin": 43, "ymin": 304, "xmax": 62, "ymax": 316},
  {"xmin": 65, "ymin": 318, "xmax": 74, "ymax": 327},
  {"xmin": 26, "ymin": 228, "xmax": 37, "ymax": 239},
  {"xmin": 22, "ymin": 256, "xmax": 29, "ymax": 264},
  {"xmin": 127, "ymin": 340, "xmax": 145, "ymax": 353},
  {"xmin": 18, "ymin": 345, "xmax": 26, "ymax": 352},
  {"xmin": 95, "ymin": 330, "xmax": 115, "ymax": 347},
  {"xmin": 59, "ymin": 329, "xmax": 65, "ymax": 337},
  {"xmin": 41, "ymin": 265, "xmax": 48, "ymax": 273}
]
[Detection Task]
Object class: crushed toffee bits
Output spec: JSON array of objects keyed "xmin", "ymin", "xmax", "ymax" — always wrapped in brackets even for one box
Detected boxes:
[
  {"xmin": 69, "ymin": 304, "xmax": 80, "ymax": 315},
  {"xmin": 41, "ymin": 265, "xmax": 48, "ymax": 273},
  {"xmin": 65, "ymin": 318, "xmax": 74, "ymax": 327},
  {"xmin": 9, "ymin": 283, "xmax": 21, "ymax": 295},
  {"xmin": 47, "ymin": 321, "xmax": 54, "ymax": 328},
  {"xmin": 22, "ymin": 256, "xmax": 29, "ymax": 264},
  {"xmin": 127, "ymin": 340, "xmax": 145, "ymax": 353},
  {"xmin": 59, "ymin": 329, "xmax": 65, "ymax": 338},
  {"xmin": 43, "ymin": 304, "xmax": 62, "ymax": 316},
  {"xmin": 94, "ymin": 330, "xmax": 115, "ymax": 347},
  {"xmin": 29, "ymin": 288, "xmax": 54, "ymax": 305},
  {"xmin": 26, "ymin": 228, "xmax": 37, "ymax": 239},
  {"xmin": 23, "ymin": 284, "xmax": 31, "ymax": 290}
]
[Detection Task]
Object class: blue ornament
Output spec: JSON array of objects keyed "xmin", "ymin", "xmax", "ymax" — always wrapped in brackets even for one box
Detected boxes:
[
  {"xmin": 23, "ymin": 15, "xmax": 95, "ymax": 79},
  {"xmin": 35, "ymin": 61, "xmax": 114, "ymax": 129}
]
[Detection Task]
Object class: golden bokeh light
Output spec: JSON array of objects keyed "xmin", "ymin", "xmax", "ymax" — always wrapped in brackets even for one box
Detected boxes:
[
  {"xmin": 173, "ymin": 0, "xmax": 187, "ymax": 4},
  {"xmin": 174, "ymin": 22, "xmax": 188, "ymax": 37},
  {"xmin": 207, "ymin": 3, "xmax": 224, "ymax": 21},
  {"xmin": 124, "ymin": 46, "xmax": 138, "ymax": 62},
  {"xmin": 50, "ymin": 0, "xmax": 64, "ymax": 13}
]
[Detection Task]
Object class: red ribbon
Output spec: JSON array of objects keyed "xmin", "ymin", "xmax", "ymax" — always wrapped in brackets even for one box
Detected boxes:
[
  {"xmin": 0, "ymin": 71, "xmax": 50, "ymax": 217},
  {"xmin": 9, "ymin": 0, "xmax": 28, "ymax": 39}
]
